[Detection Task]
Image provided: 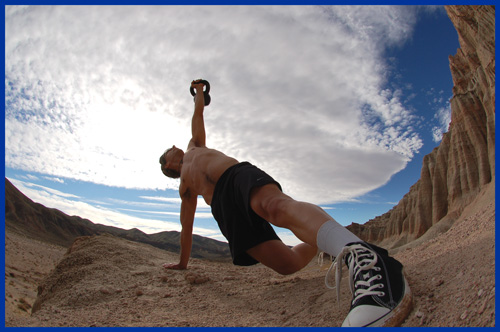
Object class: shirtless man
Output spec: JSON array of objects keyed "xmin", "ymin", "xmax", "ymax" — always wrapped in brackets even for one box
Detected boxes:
[{"xmin": 159, "ymin": 79, "xmax": 412, "ymax": 327}]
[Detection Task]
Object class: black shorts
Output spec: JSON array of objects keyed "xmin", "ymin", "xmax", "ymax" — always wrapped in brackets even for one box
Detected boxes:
[{"xmin": 211, "ymin": 162, "xmax": 282, "ymax": 266}]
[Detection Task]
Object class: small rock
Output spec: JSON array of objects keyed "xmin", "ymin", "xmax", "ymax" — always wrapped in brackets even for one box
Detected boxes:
[
  {"xmin": 460, "ymin": 311, "xmax": 468, "ymax": 320},
  {"xmin": 478, "ymin": 289, "xmax": 484, "ymax": 297},
  {"xmin": 415, "ymin": 311, "xmax": 424, "ymax": 318},
  {"xmin": 194, "ymin": 276, "xmax": 209, "ymax": 284},
  {"xmin": 478, "ymin": 299, "xmax": 488, "ymax": 314},
  {"xmin": 99, "ymin": 288, "xmax": 111, "ymax": 295},
  {"xmin": 185, "ymin": 273, "xmax": 209, "ymax": 284}
]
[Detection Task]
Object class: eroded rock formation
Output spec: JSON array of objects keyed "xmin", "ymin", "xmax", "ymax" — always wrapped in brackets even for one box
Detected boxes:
[{"xmin": 347, "ymin": 5, "xmax": 495, "ymax": 248}]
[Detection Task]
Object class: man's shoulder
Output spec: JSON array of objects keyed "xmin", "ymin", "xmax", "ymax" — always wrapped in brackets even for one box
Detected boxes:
[
  {"xmin": 187, "ymin": 137, "xmax": 208, "ymax": 150},
  {"xmin": 185, "ymin": 145, "xmax": 209, "ymax": 154},
  {"xmin": 186, "ymin": 146, "xmax": 224, "ymax": 157}
]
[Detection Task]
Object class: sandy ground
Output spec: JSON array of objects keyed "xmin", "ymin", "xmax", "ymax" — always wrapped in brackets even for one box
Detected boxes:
[
  {"xmin": 5, "ymin": 231, "xmax": 66, "ymax": 321},
  {"xmin": 4, "ymin": 185, "xmax": 495, "ymax": 327}
]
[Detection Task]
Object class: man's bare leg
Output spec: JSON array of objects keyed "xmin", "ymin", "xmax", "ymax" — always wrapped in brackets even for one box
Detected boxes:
[
  {"xmin": 250, "ymin": 183, "xmax": 361, "ymax": 258},
  {"xmin": 250, "ymin": 184, "xmax": 413, "ymax": 327},
  {"xmin": 250, "ymin": 184, "xmax": 334, "ymax": 246},
  {"xmin": 246, "ymin": 240, "xmax": 317, "ymax": 275}
]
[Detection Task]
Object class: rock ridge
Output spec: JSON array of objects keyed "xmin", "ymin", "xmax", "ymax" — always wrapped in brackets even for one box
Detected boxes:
[{"xmin": 347, "ymin": 5, "xmax": 495, "ymax": 248}]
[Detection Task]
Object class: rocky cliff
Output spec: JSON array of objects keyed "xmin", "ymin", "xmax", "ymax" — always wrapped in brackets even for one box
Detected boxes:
[{"xmin": 347, "ymin": 5, "xmax": 495, "ymax": 248}]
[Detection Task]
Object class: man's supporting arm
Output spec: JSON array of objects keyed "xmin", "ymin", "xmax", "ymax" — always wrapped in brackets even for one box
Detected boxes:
[
  {"xmin": 178, "ymin": 189, "xmax": 197, "ymax": 268},
  {"xmin": 164, "ymin": 188, "xmax": 197, "ymax": 270},
  {"xmin": 188, "ymin": 81, "xmax": 206, "ymax": 148}
]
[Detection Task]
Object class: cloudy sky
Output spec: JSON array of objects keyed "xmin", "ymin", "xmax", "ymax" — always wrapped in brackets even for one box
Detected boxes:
[{"xmin": 5, "ymin": 5, "xmax": 459, "ymax": 246}]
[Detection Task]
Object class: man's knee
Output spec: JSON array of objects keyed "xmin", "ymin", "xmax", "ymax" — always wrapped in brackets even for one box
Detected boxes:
[
  {"xmin": 274, "ymin": 262, "xmax": 301, "ymax": 275},
  {"xmin": 246, "ymin": 240, "xmax": 303, "ymax": 275},
  {"xmin": 266, "ymin": 252, "xmax": 303, "ymax": 275}
]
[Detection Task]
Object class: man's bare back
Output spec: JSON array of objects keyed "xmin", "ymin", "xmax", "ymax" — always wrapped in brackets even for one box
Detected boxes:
[{"xmin": 180, "ymin": 147, "xmax": 238, "ymax": 205}]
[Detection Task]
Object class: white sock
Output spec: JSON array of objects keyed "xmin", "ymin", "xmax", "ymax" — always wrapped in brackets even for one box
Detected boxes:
[{"xmin": 316, "ymin": 220, "xmax": 362, "ymax": 257}]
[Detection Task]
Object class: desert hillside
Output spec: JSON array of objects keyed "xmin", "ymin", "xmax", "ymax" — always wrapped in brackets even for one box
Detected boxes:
[
  {"xmin": 4, "ymin": 177, "xmax": 231, "ymax": 261},
  {"xmin": 5, "ymin": 182, "xmax": 495, "ymax": 327}
]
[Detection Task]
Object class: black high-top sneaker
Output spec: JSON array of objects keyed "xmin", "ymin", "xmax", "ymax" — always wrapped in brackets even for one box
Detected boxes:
[{"xmin": 325, "ymin": 242, "xmax": 413, "ymax": 327}]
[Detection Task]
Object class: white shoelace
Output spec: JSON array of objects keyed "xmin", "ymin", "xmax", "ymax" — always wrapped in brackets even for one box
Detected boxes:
[{"xmin": 323, "ymin": 244, "xmax": 385, "ymax": 306}]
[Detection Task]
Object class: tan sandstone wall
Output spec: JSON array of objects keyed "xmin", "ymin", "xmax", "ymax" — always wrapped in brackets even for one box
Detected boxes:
[{"xmin": 347, "ymin": 5, "xmax": 495, "ymax": 248}]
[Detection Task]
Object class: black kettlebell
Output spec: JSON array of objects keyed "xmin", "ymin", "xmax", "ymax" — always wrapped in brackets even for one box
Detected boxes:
[{"xmin": 190, "ymin": 79, "xmax": 211, "ymax": 106}]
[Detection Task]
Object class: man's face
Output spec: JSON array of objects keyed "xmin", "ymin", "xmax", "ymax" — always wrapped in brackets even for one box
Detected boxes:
[
  {"xmin": 163, "ymin": 145, "xmax": 175, "ymax": 161},
  {"xmin": 160, "ymin": 145, "xmax": 183, "ymax": 178},
  {"xmin": 165, "ymin": 145, "xmax": 182, "ymax": 162}
]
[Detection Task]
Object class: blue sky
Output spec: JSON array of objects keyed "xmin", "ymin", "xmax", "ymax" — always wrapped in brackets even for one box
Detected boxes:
[{"xmin": 4, "ymin": 5, "xmax": 459, "ymax": 246}]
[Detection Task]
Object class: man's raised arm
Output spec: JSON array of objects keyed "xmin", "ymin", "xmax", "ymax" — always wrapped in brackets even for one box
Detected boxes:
[{"xmin": 188, "ymin": 80, "xmax": 207, "ymax": 149}]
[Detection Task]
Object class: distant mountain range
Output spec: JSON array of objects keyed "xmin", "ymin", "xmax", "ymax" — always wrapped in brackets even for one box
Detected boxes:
[{"xmin": 4, "ymin": 178, "xmax": 231, "ymax": 261}]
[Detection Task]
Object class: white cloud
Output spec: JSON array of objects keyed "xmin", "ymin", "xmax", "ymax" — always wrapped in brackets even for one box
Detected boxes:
[
  {"xmin": 117, "ymin": 207, "xmax": 214, "ymax": 220},
  {"xmin": 139, "ymin": 195, "xmax": 211, "ymax": 209},
  {"xmin": 18, "ymin": 174, "xmax": 40, "ymax": 181},
  {"xmin": 5, "ymin": 5, "xmax": 425, "ymax": 205},
  {"xmin": 43, "ymin": 176, "xmax": 65, "ymax": 183},
  {"xmin": 13, "ymin": 180, "xmax": 80, "ymax": 199},
  {"xmin": 432, "ymin": 105, "xmax": 452, "ymax": 142},
  {"xmin": 139, "ymin": 196, "xmax": 182, "ymax": 204}
]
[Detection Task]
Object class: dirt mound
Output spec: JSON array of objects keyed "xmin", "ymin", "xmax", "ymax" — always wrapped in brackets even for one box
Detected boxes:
[
  {"xmin": 32, "ymin": 234, "xmax": 173, "ymax": 314},
  {"xmin": 26, "ymin": 233, "xmax": 353, "ymax": 327}
]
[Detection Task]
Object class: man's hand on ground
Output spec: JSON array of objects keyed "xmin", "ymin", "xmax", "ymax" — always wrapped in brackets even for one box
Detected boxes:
[{"xmin": 163, "ymin": 262, "xmax": 187, "ymax": 270}]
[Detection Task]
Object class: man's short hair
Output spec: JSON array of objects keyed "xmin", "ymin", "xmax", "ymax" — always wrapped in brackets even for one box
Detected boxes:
[{"xmin": 159, "ymin": 148, "xmax": 180, "ymax": 179}]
